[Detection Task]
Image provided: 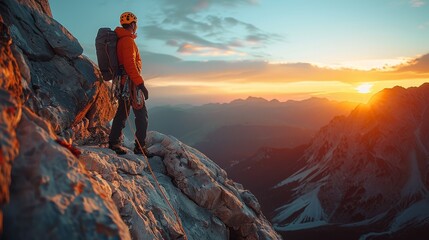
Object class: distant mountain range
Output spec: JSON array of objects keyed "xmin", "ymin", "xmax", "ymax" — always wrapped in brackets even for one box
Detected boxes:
[
  {"xmin": 145, "ymin": 97, "xmax": 357, "ymax": 168},
  {"xmin": 230, "ymin": 83, "xmax": 429, "ymax": 239}
]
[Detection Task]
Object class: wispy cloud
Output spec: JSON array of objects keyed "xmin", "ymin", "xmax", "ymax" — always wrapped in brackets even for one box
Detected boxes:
[
  {"xmin": 410, "ymin": 0, "xmax": 425, "ymax": 7},
  {"xmin": 142, "ymin": 25, "xmax": 216, "ymax": 46},
  {"xmin": 394, "ymin": 53, "xmax": 429, "ymax": 73},
  {"xmin": 141, "ymin": 51, "xmax": 429, "ymax": 83},
  {"xmin": 141, "ymin": 0, "xmax": 279, "ymax": 58},
  {"xmin": 159, "ymin": 0, "xmax": 258, "ymax": 15},
  {"xmin": 141, "ymin": 24, "xmax": 246, "ymax": 56},
  {"xmin": 224, "ymin": 17, "xmax": 259, "ymax": 32},
  {"xmin": 418, "ymin": 21, "xmax": 429, "ymax": 29},
  {"xmin": 178, "ymin": 43, "xmax": 245, "ymax": 56},
  {"xmin": 317, "ymin": 57, "xmax": 413, "ymax": 71}
]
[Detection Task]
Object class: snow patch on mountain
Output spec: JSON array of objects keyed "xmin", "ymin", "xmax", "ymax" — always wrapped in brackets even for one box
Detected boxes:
[
  {"xmin": 360, "ymin": 197, "xmax": 429, "ymax": 240},
  {"xmin": 273, "ymin": 163, "xmax": 331, "ymax": 196},
  {"xmin": 390, "ymin": 198, "xmax": 429, "ymax": 231},
  {"xmin": 401, "ymin": 150, "xmax": 427, "ymax": 198},
  {"xmin": 274, "ymin": 165, "xmax": 319, "ymax": 189},
  {"xmin": 272, "ymin": 186, "xmax": 328, "ymax": 231}
]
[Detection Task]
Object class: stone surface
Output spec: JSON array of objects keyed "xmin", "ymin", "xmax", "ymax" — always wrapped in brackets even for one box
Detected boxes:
[
  {"xmin": 0, "ymin": 15, "xmax": 22, "ymax": 233},
  {"xmin": 34, "ymin": 11, "xmax": 83, "ymax": 58},
  {"xmin": 79, "ymin": 145, "xmax": 228, "ymax": 240},
  {"xmin": 0, "ymin": 0, "xmax": 54, "ymax": 60},
  {"xmin": 2, "ymin": 108, "xmax": 131, "ymax": 240},
  {"xmin": 146, "ymin": 132, "xmax": 281, "ymax": 239}
]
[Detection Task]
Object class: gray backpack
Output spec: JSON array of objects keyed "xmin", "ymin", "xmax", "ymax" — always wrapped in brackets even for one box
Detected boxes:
[{"xmin": 95, "ymin": 28, "xmax": 118, "ymax": 81}]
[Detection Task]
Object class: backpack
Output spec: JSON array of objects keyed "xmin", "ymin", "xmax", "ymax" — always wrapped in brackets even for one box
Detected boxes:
[{"xmin": 95, "ymin": 28, "xmax": 118, "ymax": 81}]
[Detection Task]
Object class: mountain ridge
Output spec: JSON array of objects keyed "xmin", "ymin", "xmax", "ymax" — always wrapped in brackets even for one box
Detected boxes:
[{"xmin": 271, "ymin": 83, "xmax": 429, "ymax": 239}]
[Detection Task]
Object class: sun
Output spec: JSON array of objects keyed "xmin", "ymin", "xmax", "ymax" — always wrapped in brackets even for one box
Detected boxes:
[{"xmin": 356, "ymin": 83, "xmax": 373, "ymax": 94}]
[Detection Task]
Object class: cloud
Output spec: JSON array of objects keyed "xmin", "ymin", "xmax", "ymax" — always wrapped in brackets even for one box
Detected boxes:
[
  {"xmin": 159, "ymin": 0, "xmax": 258, "ymax": 15},
  {"xmin": 140, "ymin": 51, "xmax": 429, "ymax": 84},
  {"xmin": 178, "ymin": 43, "xmax": 245, "ymax": 56},
  {"xmin": 418, "ymin": 21, "xmax": 429, "ymax": 29},
  {"xmin": 224, "ymin": 17, "xmax": 259, "ymax": 32},
  {"xmin": 410, "ymin": 0, "xmax": 425, "ymax": 7},
  {"xmin": 246, "ymin": 33, "xmax": 273, "ymax": 43},
  {"xmin": 142, "ymin": 25, "xmax": 215, "ymax": 46},
  {"xmin": 141, "ymin": 25, "xmax": 244, "ymax": 56},
  {"xmin": 141, "ymin": 15, "xmax": 281, "ymax": 56},
  {"xmin": 395, "ymin": 53, "xmax": 429, "ymax": 73},
  {"xmin": 141, "ymin": 51, "xmax": 264, "ymax": 80},
  {"xmin": 140, "ymin": 0, "xmax": 279, "ymax": 58}
]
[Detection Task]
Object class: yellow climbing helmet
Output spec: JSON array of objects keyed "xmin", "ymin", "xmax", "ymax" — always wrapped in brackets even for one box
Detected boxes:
[{"xmin": 120, "ymin": 12, "xmax": 137, "ymax": 25}]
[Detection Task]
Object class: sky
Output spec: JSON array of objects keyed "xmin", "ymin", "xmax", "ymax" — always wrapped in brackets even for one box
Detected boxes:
[{"xmin": 49, "ymin": 0, "xmax": 429, "ymax": 106}]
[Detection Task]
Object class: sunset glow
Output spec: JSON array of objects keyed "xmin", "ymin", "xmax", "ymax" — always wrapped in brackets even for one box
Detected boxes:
[{"xmin": 356, "ymin": 83, "xmax": 373, "ymax": 94}]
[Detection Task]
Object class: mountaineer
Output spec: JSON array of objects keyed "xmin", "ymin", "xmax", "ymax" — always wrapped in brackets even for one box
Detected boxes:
[{"xmin": 108, "ymin": 12, "xmax": 149, "ymax": 156}]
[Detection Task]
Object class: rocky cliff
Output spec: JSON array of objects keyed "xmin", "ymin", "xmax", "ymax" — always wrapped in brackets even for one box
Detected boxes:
[
  {"xmin": 0, "ymin": 0, "xmax": 280, "ymax": 239},
  {"xmin": 0, "ymin": 0, "xmax": 115, "ymax": 143},
  {"xmin": 272, "ymin": 83, "xmax": 429, "ymax": 239}
]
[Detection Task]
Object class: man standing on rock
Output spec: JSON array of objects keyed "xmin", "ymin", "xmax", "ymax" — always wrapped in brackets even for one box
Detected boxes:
[{"xmin": 108, "ymin": 12, "xmax": 149, "ymax": 156}]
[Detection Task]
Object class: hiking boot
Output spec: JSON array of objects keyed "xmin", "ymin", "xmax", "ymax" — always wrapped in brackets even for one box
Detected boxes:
[
  {"xmin": 133, "ymin": 145, "xmax": 149, "ymax": 156},
  {"xmin": 108, "ymin": 143, "xmax": 127, "ymax": 155}
]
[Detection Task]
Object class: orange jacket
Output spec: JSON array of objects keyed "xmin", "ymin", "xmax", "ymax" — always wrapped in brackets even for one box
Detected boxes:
[{"xmin": 114, "ymin": 27, "xmax": 144, "ymax": 86}]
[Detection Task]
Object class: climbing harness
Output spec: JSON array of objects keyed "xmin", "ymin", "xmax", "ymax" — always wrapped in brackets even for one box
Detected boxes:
[{"xmin": 110, "ymin": 67, "xmax": 144, "ymax": 110}]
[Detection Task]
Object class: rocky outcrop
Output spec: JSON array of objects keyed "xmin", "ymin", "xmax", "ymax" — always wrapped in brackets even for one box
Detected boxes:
[
  {"xmin": 3, "ymin": 111, "xmax": 280, "ymax": 239},
  {"xmin": 0, "ymin": 0, "xmax": 115, "ymax": 142},
  {"xmin": 146, "ymin": 132, "xmax": 278, "ymax": 239},
  {"xmin": 3, "ymin": 108, "xmax": 131, "ymax": 240},
  {"xmin": 0, "ymin": 0, "xmax": 281, "ymax": 239},
  {"xmin": 78, "ymin": 131, "xmax": 281, "ymax": 239}
]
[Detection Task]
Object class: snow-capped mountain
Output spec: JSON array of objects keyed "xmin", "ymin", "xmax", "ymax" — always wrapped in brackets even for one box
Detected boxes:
[{"xmin": 272, "ymin": 84, "xmax": 429, "ymax": 239}]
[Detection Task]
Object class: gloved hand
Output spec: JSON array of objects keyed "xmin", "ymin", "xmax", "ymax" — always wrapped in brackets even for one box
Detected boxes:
[{"xmin": 137, "ymin": 83, "xmax": 149, "ymax": 100}]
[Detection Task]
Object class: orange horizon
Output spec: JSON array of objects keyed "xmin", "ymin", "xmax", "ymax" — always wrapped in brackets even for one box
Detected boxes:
[
  {"xmin": 147, "ymin": 78, "xmax": 429, "ymax": 106},
  {"xmin": 144, "ymin": 53, "xmax": 429, "ymax": 106}
]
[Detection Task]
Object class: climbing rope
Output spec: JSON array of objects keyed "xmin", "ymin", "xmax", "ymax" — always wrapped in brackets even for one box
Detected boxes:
[{"xmin": 123, "ymin": 97, "xmax": 188, "ymax": 240}]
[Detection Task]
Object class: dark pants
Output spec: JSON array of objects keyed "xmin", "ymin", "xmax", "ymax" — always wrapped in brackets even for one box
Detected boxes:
[{"xmin": 109, "ymin": 97, "xmax": 148, "ymax": 147}]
